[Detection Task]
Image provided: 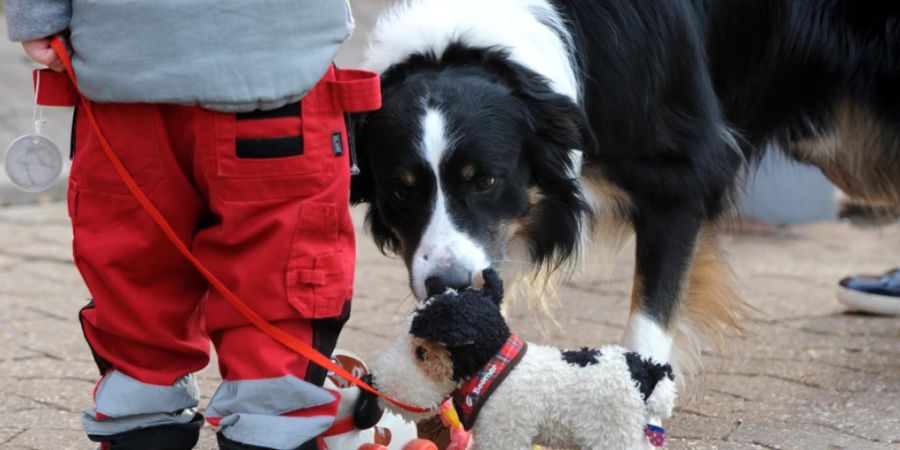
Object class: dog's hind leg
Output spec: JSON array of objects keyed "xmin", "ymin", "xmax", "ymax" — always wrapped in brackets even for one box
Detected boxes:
[
  {"xmin": 624, "ymin": 210, "xmax": 747, "ymax": 371},
  {"xmin": 622, "ymin": 206, "xmax": 705, "ymax": 364}
]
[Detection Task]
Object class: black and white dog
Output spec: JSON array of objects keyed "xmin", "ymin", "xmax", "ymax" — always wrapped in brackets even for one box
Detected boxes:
[{"xmin": 349, "ymin": 0, "xmax": 900, "ymax": 367}]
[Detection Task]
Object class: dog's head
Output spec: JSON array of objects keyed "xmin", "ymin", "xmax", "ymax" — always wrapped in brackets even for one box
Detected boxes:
[
  {"xmin": 370, "ymin": 269, "xmax": 508, "ymax": 417},
  {"xmin": 351, "ymin": 45, "xmax": 591, "ymax": 300}
]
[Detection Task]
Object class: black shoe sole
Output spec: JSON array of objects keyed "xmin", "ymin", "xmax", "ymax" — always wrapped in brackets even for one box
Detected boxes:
[{"xmin": 88, "ymin": 412, "xmax": 203, "ymax": 450}]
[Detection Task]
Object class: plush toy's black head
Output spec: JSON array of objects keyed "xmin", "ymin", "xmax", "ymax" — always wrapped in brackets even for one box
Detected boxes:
[{"xmin": 410, "ymin": 269, "xmax": 508, "ymax": 381}]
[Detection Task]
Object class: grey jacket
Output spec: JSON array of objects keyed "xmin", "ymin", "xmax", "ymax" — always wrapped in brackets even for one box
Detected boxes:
[{"xmin": 5, "ymin": 0, "xmax": 354, "ymax": 112}]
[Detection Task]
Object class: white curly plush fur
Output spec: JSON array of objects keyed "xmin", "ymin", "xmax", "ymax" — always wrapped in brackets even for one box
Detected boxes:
[
  {"xmin": 476, "ymin": 344, "xmax": 674, "ymax": 449},
  {"xmin": 369, "ymin": 318, "xmax": 455, "ymax": 423},
  {"xmin": 373, "ymin": 337, "xmax": 675, "ymax": 450}
]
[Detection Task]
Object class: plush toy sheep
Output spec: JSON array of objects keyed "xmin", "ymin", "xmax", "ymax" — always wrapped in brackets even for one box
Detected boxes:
[{"xmin": 367, "ymin": 269, "xmax": 676, "ymax": 450}]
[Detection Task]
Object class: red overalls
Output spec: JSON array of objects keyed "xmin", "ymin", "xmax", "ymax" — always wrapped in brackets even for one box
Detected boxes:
[{"xmin": 37, "ymin": 66, "xmax": 380, "ymax": 449}]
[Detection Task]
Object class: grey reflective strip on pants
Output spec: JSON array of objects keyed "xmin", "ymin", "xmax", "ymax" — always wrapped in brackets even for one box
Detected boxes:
[
  {"xmin": 207, "ymin": 375, "xmax": 337, "ymax": 449},
  {"xmin": 83, "ymin": 371, "xmax": 200, "ymax": 436}
]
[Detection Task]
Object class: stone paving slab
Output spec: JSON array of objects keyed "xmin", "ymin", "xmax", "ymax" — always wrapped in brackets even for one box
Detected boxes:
[{"xmin": 1, "ymin": 202, "xmax": 898, "ymax": 449}]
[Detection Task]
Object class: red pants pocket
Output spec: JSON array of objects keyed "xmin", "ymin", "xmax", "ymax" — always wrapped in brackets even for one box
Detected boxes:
[{"xmin": 286, "ymin": 202, "xmax": 354, "ymax": 319}]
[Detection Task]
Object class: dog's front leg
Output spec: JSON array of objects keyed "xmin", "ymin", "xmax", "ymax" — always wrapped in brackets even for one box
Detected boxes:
[{"xmin": 623, "ymin": 206, "xmax": 704, "ymax": 364}]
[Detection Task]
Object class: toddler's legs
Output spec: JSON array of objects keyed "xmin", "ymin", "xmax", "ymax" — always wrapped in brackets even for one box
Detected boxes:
[
  {"xmin": 196, "ymin": 70, "xmax": 356, "ymax": 449},
  {"xmin": 70, "ymin": 103, "xmax": 211, "ymax": 448}
]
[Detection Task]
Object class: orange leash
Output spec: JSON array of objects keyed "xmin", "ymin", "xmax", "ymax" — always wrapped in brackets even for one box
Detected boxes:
[{"xmin": 49, "ymin": 36, "xmax": 431, "ymax": 415}]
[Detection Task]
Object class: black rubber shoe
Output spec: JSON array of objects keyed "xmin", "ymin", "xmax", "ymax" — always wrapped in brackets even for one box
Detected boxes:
[
  {"xmin": 88, "ymin": 412, "xmax": 203, "ymax": 450},
  {"xmin": 837, "ymin": 268, "xmax": 900, "ymax": 316}
]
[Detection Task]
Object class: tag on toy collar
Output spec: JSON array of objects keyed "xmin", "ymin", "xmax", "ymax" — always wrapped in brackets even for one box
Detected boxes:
[{"xmin": 4, "ymin": 71, "xmax": 64, "ymax": 192}]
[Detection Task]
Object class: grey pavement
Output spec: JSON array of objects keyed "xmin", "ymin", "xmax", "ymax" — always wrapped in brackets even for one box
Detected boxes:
[
  {"xmin": 2, "ymin": 6, "xmax": 900, "ymax": 450},
  {"xmin": 2, "ymin": 202, "xmax": 899, "ymax": 450}
]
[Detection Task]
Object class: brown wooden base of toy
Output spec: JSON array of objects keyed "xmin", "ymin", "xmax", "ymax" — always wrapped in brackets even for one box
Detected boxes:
[{"xmin": 417, "ymin": 416, "xmax": 451, "ymax": 448}]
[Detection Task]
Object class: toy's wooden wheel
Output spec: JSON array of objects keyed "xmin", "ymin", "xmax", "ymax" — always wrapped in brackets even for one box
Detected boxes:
[{"xmin": 403, "ymin": 439, "xmax": 439, "ymax": 450}]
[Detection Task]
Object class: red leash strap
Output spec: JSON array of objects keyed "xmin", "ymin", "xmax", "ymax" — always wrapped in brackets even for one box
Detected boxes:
[{"xmin": 49, "ymin": 37, "xmax": 430, "ymax": 415}]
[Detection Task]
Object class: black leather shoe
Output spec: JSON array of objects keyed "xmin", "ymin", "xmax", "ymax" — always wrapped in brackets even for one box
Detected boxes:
[
  {"xmin": 837, "ymin": 268, "xmax": 900, "ymax": 315},
  {"xmin": 88, "ymin": 412, "xmax": 203, "ymax": 450}
]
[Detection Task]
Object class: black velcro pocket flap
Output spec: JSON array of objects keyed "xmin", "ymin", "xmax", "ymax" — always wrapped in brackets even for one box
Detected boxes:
[
  {"xmin": 236, "ymin": 136, "xmax": 303, "ymax": 159},
  {"xmin": 236, "ymin": 103, "xmax": 301, "ymax": 120}
]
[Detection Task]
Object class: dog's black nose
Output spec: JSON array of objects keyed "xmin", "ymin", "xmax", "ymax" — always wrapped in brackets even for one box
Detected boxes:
[{"xmin": 425, "ymin": 270, "xmax": 471, "ymax": 297}]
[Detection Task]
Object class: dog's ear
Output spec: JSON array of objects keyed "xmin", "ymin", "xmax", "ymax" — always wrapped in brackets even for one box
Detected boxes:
[
  {"xmin": 480, "ymin": 50, "xmax": 589, "ymax": 174},
  {"xmin": 353, "ymin": 373, "xmax": 384, "ymax": 430},
  {"xmin": 439, "ymin": 44, "xmax": 591, "ymax": 176},
  {"xmin": 348, "ymin": 112, "xmax": 404, "ymax": 256},
  {"xmin": 480, "ymin": 268, "xmax": 504, "ymax": 307},
  {"xmin": 454, "ymin": 46, "xmax": 590, "ymax": 269},
  {"xmin": 510, "ymin": 70, "xmax": 591, "ymax": 269}
]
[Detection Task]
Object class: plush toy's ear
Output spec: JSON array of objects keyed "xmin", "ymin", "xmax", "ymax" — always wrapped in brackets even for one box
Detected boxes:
[
  {"xmin": 353, "ymin": 373, "xmax": 384, "ymax": 430},
  {"xmin": 480, "ymin": 269, "xmax": 504, "ymax": 307}
]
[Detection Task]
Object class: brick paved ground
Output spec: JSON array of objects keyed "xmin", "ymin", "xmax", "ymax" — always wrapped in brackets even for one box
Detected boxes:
[
  {"xmin": 2, "ymin": 9, "xmax": 899, "ymax": 450},
  {"xmin": 2, "ymin": 202, "xmax": 898, "ymax": 449}
]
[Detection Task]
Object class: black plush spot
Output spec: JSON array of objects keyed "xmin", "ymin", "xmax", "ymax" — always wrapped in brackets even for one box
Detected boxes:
[
  {"xmin": 624, "ymin": 352, "xmax": 674, "ymax": 402},
  {"xmin": 235, "ymin": 102, "xmax": 300, "ymax": 120},
  {"xmin": 561, "ymin": 347, "xmax": 602, "ymax": 367}
]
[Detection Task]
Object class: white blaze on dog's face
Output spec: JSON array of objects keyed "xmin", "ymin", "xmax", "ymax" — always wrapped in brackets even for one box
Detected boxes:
[{"xmin": 409, "ymin": 109, "xmax": 492, "ymax": 300}]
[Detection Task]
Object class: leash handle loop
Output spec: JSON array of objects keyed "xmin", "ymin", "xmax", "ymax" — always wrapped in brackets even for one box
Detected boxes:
[{"xmin": 49, "ymin": 36, "xmax": 430, "ymax": 415}]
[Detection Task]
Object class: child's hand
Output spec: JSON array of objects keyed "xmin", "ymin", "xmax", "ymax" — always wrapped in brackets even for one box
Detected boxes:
[{"xmin": 22, "ymin": 38, "xmax": 64, "ymax": 72}]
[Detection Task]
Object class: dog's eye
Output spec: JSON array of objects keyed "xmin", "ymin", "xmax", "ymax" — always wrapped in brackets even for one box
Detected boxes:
[
  {"xmin": 393, "ymin": 187, "xmax": 411, "ymax": 201},
  {"xmin": 415, "ymin": 345, "xmax": 428, "ymax": 361},
  {"xmin": 472, "ymin": 176, "xmax": 496, "ymax": 193}
]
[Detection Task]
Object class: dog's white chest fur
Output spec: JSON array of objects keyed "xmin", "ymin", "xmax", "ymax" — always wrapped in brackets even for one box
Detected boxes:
[{"xmin": 472, "ymin": 344, "xmax": 670, "ymax": 450}]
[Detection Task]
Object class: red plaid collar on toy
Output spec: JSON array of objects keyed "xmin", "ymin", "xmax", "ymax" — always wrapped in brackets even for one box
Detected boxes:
[{"xmin": 451, "ymin": 333, "xmax": 527, "ymax": 430}]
